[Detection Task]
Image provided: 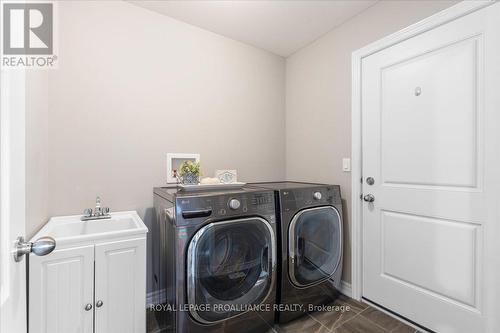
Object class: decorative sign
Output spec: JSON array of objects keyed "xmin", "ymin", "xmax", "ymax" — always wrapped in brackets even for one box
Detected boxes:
[{"xmin": 215, "ymin": 170, "xmax": 237, "ymax": 184}]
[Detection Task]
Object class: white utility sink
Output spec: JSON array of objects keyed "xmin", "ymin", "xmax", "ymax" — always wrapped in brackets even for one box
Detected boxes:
[{"xmin": 31, "ymin": 211, "xmax": 148, "ymax": 245}]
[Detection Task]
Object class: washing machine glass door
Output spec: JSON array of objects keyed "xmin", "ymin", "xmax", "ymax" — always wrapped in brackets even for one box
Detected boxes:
[
  {"xmin": 289, "ymin": 206, "xmax": 342, "ymax": 288},
  {"xmin": 187, "ymin": 217, "xmax": 275, "ymax": 324}
]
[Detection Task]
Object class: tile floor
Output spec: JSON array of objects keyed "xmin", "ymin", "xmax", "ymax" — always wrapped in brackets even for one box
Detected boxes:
[
  {"xmin": 147, "ymin": 294, "xmax": 422, "ymax": 333},
  {"xmin": 266, "ymin": 295, "xmax": 420, "ymax": 333}
]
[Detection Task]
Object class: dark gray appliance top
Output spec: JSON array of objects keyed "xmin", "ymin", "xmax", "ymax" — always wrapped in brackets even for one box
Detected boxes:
[
  {"xmin": 153, "ymin": 185, "xmax": 266, "ymax": 201},
  {"xmin": 249, "ymin": 181, "xmax": 328, "ymax": 190},
  {"xmin": 154, "ymin": 185, "xmax": 276, "ymax": 226}
]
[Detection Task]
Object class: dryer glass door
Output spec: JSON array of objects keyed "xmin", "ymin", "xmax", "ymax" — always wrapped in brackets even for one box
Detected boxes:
[
  {"xmin": 187, "ymin": 217, "xmax": 275, "ymax": 324},
  {"xmin": 289, "ymin": 206, "xmax": 342, "ymax": 288}
]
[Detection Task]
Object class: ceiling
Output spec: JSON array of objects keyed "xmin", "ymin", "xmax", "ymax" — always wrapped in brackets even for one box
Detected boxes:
[{"xmin": 128, "ymin": 0, "xmax": 377, "ymax": 57}]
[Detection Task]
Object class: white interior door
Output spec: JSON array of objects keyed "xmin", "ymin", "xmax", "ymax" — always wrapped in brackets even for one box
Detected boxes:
[
  {"xmin": 361, "ymin": 3, "xmax": 500, "ymax": 333},
  {"xmin": 0, "ymin": 70, "xmax": 27, "ymax": 333}
]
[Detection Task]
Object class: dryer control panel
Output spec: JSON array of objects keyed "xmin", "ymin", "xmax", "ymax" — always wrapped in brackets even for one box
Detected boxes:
[{"xmin": 280, "ymin": 185, "xmax": 341, "ymax": 212}]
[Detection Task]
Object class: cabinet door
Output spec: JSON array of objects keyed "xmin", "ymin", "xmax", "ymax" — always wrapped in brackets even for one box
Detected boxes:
[
  {"xmin": 29, "ymin": 245, "xmax": 94, "ymax": 333},
  {"xmin": 94, "ymin": 238, "xmax": 146, "ymax": 333}
]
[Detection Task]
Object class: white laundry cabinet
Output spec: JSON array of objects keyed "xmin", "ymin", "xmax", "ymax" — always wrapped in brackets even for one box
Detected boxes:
[{"xmin": 28, "ymin": 212, "xmax": 148, "ymax": 333}]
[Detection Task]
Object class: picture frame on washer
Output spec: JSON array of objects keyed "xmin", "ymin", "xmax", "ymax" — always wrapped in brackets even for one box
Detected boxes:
[{"xmin": 166, "ymin": 153, "xmax": 200, "ymax": 184}]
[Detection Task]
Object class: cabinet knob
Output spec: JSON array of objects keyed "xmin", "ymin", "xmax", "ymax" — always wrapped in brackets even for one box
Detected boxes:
[
  {"xmin": 84, "ymin": 303, "xmax": 92, "ymax": 311},
  {"xmin": 96, "ymin": 300, "xmax": 103, "ymax": 308}
]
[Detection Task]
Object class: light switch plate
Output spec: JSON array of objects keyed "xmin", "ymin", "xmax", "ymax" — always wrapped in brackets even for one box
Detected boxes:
[{"xmin": 342, "ymin": 158, "xmax": 351, "ymax": 172}]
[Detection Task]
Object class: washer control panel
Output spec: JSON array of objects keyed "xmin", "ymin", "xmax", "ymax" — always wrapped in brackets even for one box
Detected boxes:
[{"xmin": 176, "ymin": 190, "xmax": 275, "ymax": 224}]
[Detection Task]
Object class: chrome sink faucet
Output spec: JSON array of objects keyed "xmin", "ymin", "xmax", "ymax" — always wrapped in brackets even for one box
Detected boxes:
[{"xmin": 81, "ymin": 196, "xmax": 111, "ymax": 221}]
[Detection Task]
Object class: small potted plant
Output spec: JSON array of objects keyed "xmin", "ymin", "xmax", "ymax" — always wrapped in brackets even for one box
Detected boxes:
[{"xmin": 178, "ymin": 160, "xmax": 201, "ymax": 185}]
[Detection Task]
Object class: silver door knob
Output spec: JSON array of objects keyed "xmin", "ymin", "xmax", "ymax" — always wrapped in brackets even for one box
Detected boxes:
[
  {"xmin": 96, "ymin": 300, "xmax": 103, "ymax": 308},
  {"xmin": 85, "ymin": 303, "xmax": 93, "ymax": 311},
  {"xmin": 14, "ymin": 236, "xmax": 56, "ymax": 262},
  {"xmin": 31, "ymin": 237, "xmax": 56, "ymax": 256},
  {"xmin": 363, "ymin": 194, "xmax": 375, "ymax": 202}
]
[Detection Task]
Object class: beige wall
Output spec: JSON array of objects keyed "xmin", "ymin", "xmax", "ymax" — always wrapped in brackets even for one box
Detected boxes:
[
  {"xmin": 26, "ymin": 71, "xmax": 49, "ymax": 239},
  {"xmin": 25, "ymin": 0, "xmax": 460, "ymax": 293},
  {"xmin": 26, "ymin": 0, "xmax": 285, "ymax": 291},
  {"xmin": 47, "ymin": 0, "xmax": 285, "ymax": 219},
  {"xmin": 285, "ymin": 0, "xmax": 458, "ymax": 283}
]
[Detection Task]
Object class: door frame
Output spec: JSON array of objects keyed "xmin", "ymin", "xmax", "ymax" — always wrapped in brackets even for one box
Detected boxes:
[
  {"xmin": 0, "ymin": 68, "xmax": 27, "ymax": 332},
  {"xmin": 350, "ymin": 0, "xmax": 494, "ymax": 302}
]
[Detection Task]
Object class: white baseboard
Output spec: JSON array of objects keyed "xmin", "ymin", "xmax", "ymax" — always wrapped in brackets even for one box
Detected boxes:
[
  {"xmin": 339, "ymin": 280, "xmax": 352, "ymax": 298},
  {"xmin": 146, "ymin": 289, "xmax": 166, "ymax": 307}
]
